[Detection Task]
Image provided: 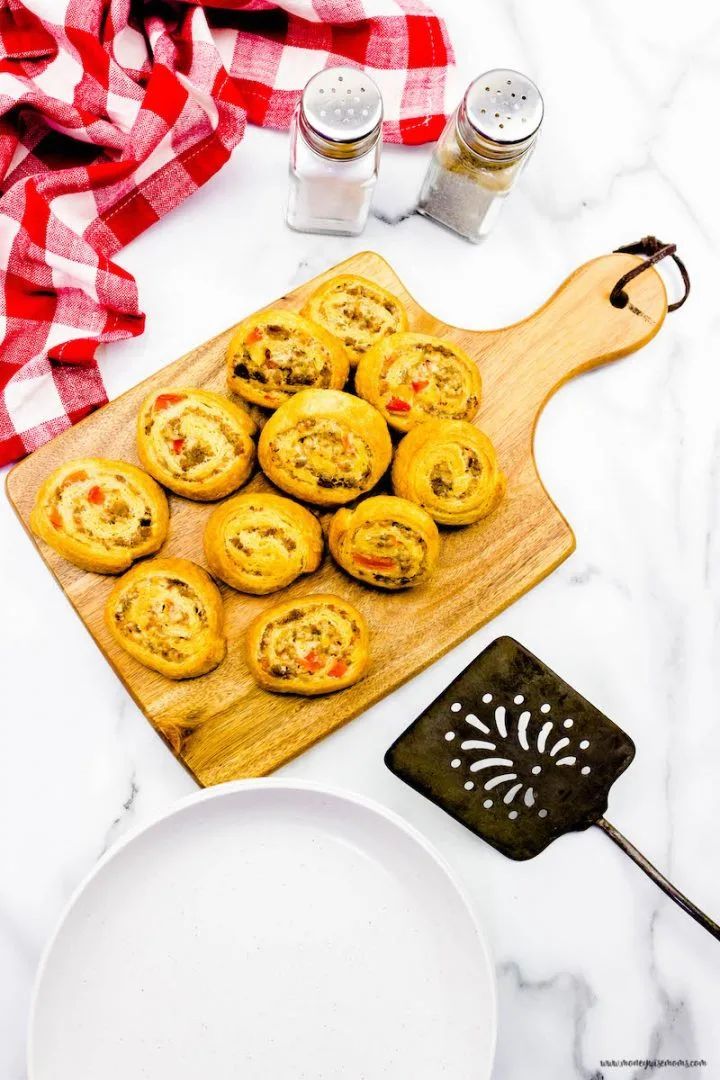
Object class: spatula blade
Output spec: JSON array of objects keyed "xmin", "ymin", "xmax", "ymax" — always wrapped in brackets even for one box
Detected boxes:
[{"xmin": 385, "ymin": 637, "xmax": 635, "ymax": 860}]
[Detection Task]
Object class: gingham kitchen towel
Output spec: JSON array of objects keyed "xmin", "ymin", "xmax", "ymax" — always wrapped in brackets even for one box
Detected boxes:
[{"xmin": 0, "ymin": 0, "xmax": 453, "ymax": 466}]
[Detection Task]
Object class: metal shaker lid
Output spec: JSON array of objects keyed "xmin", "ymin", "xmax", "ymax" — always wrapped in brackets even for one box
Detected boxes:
[
  {"xmin": 462, "ymin": 69, "xmax": 543, "ymax": 154},
  {"xmin": 300, "ymin": 67, "xmax": 383, "ymax": 159}
]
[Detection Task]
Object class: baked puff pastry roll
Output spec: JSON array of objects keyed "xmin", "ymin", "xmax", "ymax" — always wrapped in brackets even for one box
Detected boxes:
[
  {"xmin": 105, "ymin": 558, "xmax": 225, "ymax": 679},
  {"xmin": 355, "ymin": 332, "xmax": 482, "ymax": 434},
  {"xmin": 204, "ymin": 492, "xmax": 323, "ymax": 595},
  {"xmin": 29, "ymin": 458, "xmax": 169, "ymax": 574},
  {"xmin": 392, "ymin": 419, "xmax": 506, "ymax": 526},
  {"xmin": 301, "ymin": 274, "xmax": 408, "ymax": 367},
  {"xmin": 226, "ymin": 308, "xmax": 349, "ymax": 409},
  {"xmin": 137, "ymin": 388, "xmax": 256, "ymax": 501},
  {"xmin": 328, "ymin": 495, "xmax": 440, "ymax": 590},
  {"xmin": 258, "ymin": 389, "xmax": 392, "ymax": 507},
  {"xmin": 246, "ymin": 593, "xmax": 369, "ymax": 695}
]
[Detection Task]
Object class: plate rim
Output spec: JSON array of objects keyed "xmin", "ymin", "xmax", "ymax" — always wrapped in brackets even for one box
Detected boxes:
[{"xmin": 27, "ymin": 778, "xmax": 498, "ymax": 1079}]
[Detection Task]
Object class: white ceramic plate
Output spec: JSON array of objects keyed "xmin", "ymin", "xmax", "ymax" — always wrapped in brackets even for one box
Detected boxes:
[{"xmin": 29, "ymin": 780, "xmax": 496, "ymax": 1079}]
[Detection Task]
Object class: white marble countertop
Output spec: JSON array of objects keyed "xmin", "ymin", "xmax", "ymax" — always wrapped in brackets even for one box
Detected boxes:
[{"xmin": 2, "ymin": 2, "xmax": 719, "ymax": 1077}]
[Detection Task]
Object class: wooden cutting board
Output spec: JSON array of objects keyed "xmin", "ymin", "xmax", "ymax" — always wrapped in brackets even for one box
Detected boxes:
[{"xmin": 6, "ymin": 250, "xmax": 667, "ymax": 785}]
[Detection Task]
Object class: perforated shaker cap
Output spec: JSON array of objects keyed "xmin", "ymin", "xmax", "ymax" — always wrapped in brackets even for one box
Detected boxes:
[
  {"xmin": 300, "ymin": 67, "xmax": 383, "ymax": 159},
  {"xmin": 460, "ymin": 69, "xmax": 543, "ymax": 159}
]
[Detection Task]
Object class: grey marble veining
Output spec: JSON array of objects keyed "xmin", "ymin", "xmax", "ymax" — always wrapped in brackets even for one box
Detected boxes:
[{"xmin": 2, "ymin": 2, "xmax": 719, "ymax": 1077}]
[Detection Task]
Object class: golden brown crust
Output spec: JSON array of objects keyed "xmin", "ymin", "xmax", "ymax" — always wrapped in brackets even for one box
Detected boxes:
[
  {"xmin": 355, "ymin": 332, "xmax": 482, "ymax": 433},
  {"xmin": 226, "ymin": 308, "xmax": 349, "ymax": 409},
  {"xmin": 203, "ymin": 492, "xmax": 323, "ymax": 595},
  {"xmin": 257, "ymin": 388, "xmax": 392, "ymax": 507},
  {"xmin": 137, "ymin": 388, "xmax": 256, "ymax": 501},
  {"xmin": 246, "ymin": 593, "xmax": 369, "ymax": 695},
  {"xmin": 105, "ymin": 557, "xmax": 226, "ymax": 679},
  {"xmin": 301, "ymin": 274, "xmax": 408, "ymax": 367},
  {"xmin": 29, "ymin": 458, "xmax": 169, "ymax": 574},
  {"xmin": 392, "ymin": 419, "xmax": 506, "ymax": 526},
  {"xmin": 328, "ymin": 495, "xmax": 440, "ymax": 590}
]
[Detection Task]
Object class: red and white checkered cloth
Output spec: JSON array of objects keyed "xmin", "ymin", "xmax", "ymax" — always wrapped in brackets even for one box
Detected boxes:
[{"xmin": 0, "ymin": 0, "xmax": 453, "ymax": 466}]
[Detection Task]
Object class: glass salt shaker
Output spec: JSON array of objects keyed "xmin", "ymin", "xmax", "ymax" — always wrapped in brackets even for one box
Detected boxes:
[
  {"xmin": 418, "ymin": 69, "xmax": 543, "ymax": 242},
  {"xmin": 287, "ymin": 67, "xmax": 383, "ymax": 236}
]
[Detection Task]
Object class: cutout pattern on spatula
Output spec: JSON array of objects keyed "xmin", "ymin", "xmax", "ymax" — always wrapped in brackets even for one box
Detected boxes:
[{"xmin": 386, "ymin": 637, "xmax": 719, "ymax": 939}]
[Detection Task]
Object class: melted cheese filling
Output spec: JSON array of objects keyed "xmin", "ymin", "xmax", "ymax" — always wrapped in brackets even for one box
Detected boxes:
[
  {"xmin": 234, "ymin": 322, "xmax": 332, "ymax": 392},
  {"xmin": 258, "ymin": 604, "xmax": 359, "ymax": 680},
  {"xmin": 112, "ymin": 576, "xmax": 209, "ymax": 663},
  {"xmin": 380, "ymin": 342, "xmax": 478, "ymax": 419},
  {"xmin": 317, "ymin": 285, "xmax": 401, "ymax": 356},
  {"xmin": 269, "ymin": 418, "xmax": 372, "ymax": 490},
  {"xmin": 50, "ymin": 472, "xmax": 153, "ymax": 550},
  {"xmin": 350, "ymin": 520, "xmax": 427, "ymax": 585},
  {"xmin": 145, "ymin": 402, "xmax": 246, "ymax": 481}
]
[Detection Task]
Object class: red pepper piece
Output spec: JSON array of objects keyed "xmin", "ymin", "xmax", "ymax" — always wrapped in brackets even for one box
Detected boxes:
[
  {"xmin": 87, "ymin": 485, "xmax": 104, "ymax": 505},
  {"xmin": 299, "ymin": 650, "xmax": 325, "ymax": 673},
  {"xmin": 65, "ymin": 469, "xmax": 88, "ymax": 484},
  {"xmin": 246, "ymin": 327, "xmax": 263, "ymax": 345},
  {"xmin": 386, "ymin": 396, "xmax": 411, "ymax": 413},
  {"xmin": 411, "ymin": 379, "xmax": 429, "ymax": 393},
  {"xmin": 49, "ymin": 507, "xmax": 62, "ymax": 529},
  {"xmin": 154, "ymin": 393, "xmax": 185, "ymax": 411},
  {"xmin": 328, "ymin": 659, "xmax": 348, "ymax": 678},
  {"xmin": 171, "ymin": 438, "xmax": 185, "ymax": 454},
  {"xmin": 354, "ymin": 553, "xmax": 396, "ymax": 570}
]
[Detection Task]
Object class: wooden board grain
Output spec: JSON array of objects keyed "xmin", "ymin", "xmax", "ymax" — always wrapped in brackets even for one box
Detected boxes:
[{"xmin": 6, "ymin": 251, "xmax": 667, "ymax": 785}]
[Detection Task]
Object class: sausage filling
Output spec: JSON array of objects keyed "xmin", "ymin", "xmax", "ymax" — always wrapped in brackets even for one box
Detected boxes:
[
  {"xmin": 49, "ymin": 470, "xmax": 154, "ymax": 550},
  {"xmin": 380, "ymin": 342, "xmax": 478, "ymax": 420},
  {"xmin": 348, "ymin": 520, "xmax": 427, "ymax": 586},
  {"xmin": 258, "ymin": 603, "xmax": 359, "ymax": 680},
  {"xmin": 429, "ymin": 448, "xmax": 483, "ymax": 502},
  {"xmin": 232, "ymin": 322, "xmax": 333, "ymax": 393},
  {"xmin": 224, "ymin": 504, "xmax": 306, "ymax": 580},
  {"xmin": 268, "ymin": 418, "xmax": 372, "ymax": 490},
  {"xmin": 145, "ymin": 401, "xmax": 248, "ymax": 481},
  {"xmin": 112, "ymin": 576, "xmax": 208, "ymax": 663},
  {"xmin": 317, "ymin": 284, "xmax": 402, "ymax": 357}
]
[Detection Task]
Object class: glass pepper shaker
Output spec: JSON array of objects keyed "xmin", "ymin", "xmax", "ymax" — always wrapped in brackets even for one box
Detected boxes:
[
  {"xmin": 286, "ymin": 67, "xmax": 383, "ymax": 237},
  {"xmin": 418, "ymin": 69, "xmax": 543, "ymax": 242}
]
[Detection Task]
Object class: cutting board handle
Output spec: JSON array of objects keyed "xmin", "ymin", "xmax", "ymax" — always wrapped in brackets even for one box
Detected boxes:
[{"xmin": 487, "ymin": 252, "xmax": 669, "ymax": 406}]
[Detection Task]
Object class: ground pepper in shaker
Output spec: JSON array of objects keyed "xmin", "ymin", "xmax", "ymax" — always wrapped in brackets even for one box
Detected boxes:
[
  {"xmin": 286, "ymin": 67, "xmax": 383, "ymax": 236},
  {"xmin": 418, "ymin": 69, "xmax": 543, "ymax": 242}
]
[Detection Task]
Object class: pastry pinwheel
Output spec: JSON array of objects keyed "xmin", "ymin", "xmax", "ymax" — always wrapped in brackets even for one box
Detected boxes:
[
  {"xmin": 105, "ymin": 557, "xmax": 226, "ymax": 679},
  {"xmin": 392, "ymin": 419, "xmax": 505, "ymax": 525},
  {"xmin": 258, "ymin": 388, "xmax": 392, "ymax": 506},
  {"xmin": 29, "ymin": 458, "xmax": 169, "ymax": 574},
  {"xmin": 137, "ymin": 388, "xmax": 256, "ymax": 501},
  {"xmin": 204, "ymin": 492, "xmax": 323, "ymax": 595},
  {"xmin": 328, "ymin": 495, "xmax": 440, "ymax": 589},
  {"xmin": 301, "ymin": 274, "xmax": 408, "ymax": 367},
  {"xmin": 246, "ymin": 593, "xmax": 369, "ymax": 695},
  {"xmin": 355, "ymin": 332, "xmax": 481, "ymax": 433},
  {"xmin": 226, "ymin": 308, "xmax": 349, "ymax": 409}
]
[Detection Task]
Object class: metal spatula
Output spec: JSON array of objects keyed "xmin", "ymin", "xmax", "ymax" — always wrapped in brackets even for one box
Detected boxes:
[{"xmin": 385, "ymin": 636, "xmax": 719, "ymax": 940}]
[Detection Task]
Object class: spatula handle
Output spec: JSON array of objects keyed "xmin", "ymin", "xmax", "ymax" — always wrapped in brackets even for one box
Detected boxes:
[{"xmin": 596, "ymin": 817, "xmax": 720, "ymax": 941}]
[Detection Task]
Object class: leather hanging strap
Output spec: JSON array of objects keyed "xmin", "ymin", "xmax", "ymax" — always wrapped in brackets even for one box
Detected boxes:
[{"xmin": 611, "ymin": 236, "xmax": 690, "ymax": 312}]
